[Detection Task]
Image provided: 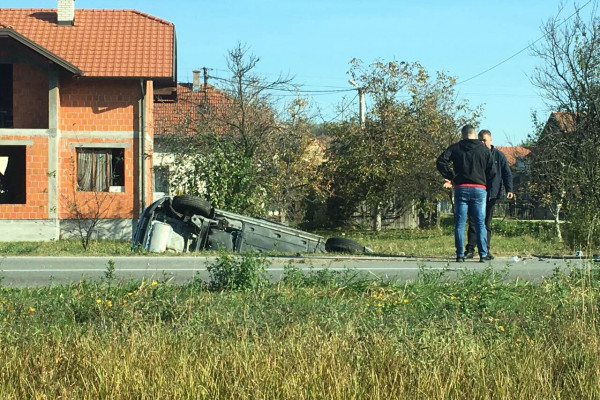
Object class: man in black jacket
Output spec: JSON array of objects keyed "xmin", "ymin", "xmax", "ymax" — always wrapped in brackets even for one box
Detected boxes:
[
  {"xmin": 464, "ymin": 130, "xmax": 514, "ymax": 259},
  {"xmin": 436, "ymin": 124, "xmax": 496, "ymax": 262}
]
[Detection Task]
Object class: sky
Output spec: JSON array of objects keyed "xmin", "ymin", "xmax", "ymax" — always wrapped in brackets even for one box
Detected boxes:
[{"xmin": 3, "ymin": 0, "xmax": 596, "ymax": 145}]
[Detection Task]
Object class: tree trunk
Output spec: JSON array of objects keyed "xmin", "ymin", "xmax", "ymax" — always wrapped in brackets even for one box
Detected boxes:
[
  {"xmin": 279, "ymin": 208, "xmax": 287, "ymax": 225},
  {"xmin": 554, "ymin": 203, "xmax": 562, "ymax": 242},
  {"xmin": 372, "ymin": 203, "xmax": 382, "ymax": 232},
  {"xmin": 554, "ymin": 190, "xmax": 564, "ymax": 242}
]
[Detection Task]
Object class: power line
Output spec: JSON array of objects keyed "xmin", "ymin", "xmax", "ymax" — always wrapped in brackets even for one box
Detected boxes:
[
  {"xmin": 207, "ymin": 74, "xmax": 355, "ymax": 95},
  {"xmin": 457, "ymin": 0, "xmax": 593, "ymax": 85},
  {"xmin": 318, "ymin": 93, "xmax": 359, "ymax": 124}
]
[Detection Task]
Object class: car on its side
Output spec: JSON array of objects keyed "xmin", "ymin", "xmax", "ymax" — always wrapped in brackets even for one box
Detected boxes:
[{"xmin": 132, "ymin": 195, "xmax": 370, "ymax": 254}]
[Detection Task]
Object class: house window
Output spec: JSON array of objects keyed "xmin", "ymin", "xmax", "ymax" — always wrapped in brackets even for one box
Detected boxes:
[
  {"xmin": 77, "ymin": 148, "xmax": 124, "ymax": 191},
  {"xmin": 153, "ymin": 166, "xmax": 169, "ymax": 194},
  {"xmin": 0, "ymin": 145, "xmax": 26, "ymax": 204},
  {"xmin": 0, "ymin": 64, "xmax": 13, "ymax": 128}
]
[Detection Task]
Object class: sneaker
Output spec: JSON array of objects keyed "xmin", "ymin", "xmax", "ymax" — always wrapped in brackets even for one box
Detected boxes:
[
  {"xmin": 479, "ymin": 255, "xmax": 494, "ymax": 263},
  {"xmin": 464, "ymin": 250, "xmax": 475, "ymax": 259},
  {"xmin": 456, "ymin": 256, "xmax": 465, "ymax": 262}
]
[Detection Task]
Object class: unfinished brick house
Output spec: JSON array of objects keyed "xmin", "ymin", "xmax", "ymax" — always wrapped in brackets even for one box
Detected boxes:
[{"xmin": 0, "ymin": 0, "xmax": 176, "ymax": 240}]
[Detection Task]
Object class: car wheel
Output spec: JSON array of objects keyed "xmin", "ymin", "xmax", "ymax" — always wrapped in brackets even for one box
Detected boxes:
[
  {"xmin": 171, "ymin": 195, "xmax": 213, "ymax": 218},
  {"xmin": 325, "ymin": 237, "xmax": 365, "ymax": 254}
]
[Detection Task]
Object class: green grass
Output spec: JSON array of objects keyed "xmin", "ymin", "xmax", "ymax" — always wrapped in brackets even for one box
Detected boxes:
[
  {"xmin": 0, "ymin": 260, "xmax": 599, "ymax": 398},
  {"xmin": 322, "ymin": 216, "xmax": 569, "ymax": 257},
  {"xmin": 0, "ymin": 216, "xmax": 571, "ymax": 257},
  {"xmin": 0, "ymin": 239, "xmax": 134, "ymax": 256}
]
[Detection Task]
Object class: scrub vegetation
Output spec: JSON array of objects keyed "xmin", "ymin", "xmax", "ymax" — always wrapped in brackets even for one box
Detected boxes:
[{"xmin": 0, "ymin": 253, "xmax": 598, "ymax": 399}]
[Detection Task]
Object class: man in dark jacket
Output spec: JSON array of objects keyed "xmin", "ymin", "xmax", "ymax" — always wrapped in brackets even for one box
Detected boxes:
[
  {"xmin": 464, "ymin": 130, "xmax": 514, "ymax": 259},
  {"xmin": 436, "ymin": 124, "xmax": 496, "ymax": 262}
]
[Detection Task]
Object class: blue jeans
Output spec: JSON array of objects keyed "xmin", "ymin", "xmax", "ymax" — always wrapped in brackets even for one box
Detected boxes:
[{"xmin": 454, "ymin": 187, "xmax": 488, "ymax": 258}]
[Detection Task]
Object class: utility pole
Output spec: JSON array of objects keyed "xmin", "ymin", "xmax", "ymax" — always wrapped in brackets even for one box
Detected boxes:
[
  {"xmin": 203, "ymin": 67, "xmax": 209, "ymax": 103},
  {"xmin": 203, "ymin": 67, "xmax": 208, "ymax": 89},
  {"xmin": 349, "ymin": 79, "xmax": 365, "ymax": 128}
]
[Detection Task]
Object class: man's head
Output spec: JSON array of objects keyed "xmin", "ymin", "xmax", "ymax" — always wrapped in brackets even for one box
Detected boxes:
[
  {"xmin": 479, "ymin": 129, "xmax": 492, "ymax": 149},
  {"xmin": 461, "ymin": 124, "xmax": 477, "ymax": 139}
]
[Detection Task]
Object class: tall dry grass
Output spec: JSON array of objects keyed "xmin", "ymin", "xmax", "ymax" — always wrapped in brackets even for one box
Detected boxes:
[
  {"xmin": 0, "ymin": 261, "xmax": 598, "ymax": 399},
  {"xmin": 1, "ymin": 317, "xmax": 598, "ymax": 399}
]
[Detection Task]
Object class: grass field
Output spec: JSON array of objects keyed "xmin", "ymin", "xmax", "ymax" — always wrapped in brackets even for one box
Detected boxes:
[
  {"xmin": 0, "ymin": 218, "xmax": 588, "ymax": 398},
  {"xmin": 0, "ymin": 217, "xmax": 572, "ymax": 258},
  {"xmin": 0, "ymin": 256, "xmax": 598, "ymax": 399}
]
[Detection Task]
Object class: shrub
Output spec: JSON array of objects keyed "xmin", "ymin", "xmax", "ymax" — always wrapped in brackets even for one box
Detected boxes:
[{"xmin": 206, "ymin": 251, "xmax": 270, "ymax": 292}]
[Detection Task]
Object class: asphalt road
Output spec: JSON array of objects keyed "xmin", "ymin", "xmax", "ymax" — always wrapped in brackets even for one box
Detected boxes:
[{"xmin": 0, "ymin": 255, "xmax": 592, "ymax": 287}]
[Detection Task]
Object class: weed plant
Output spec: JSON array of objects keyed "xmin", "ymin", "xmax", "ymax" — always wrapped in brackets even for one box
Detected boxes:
[{"xmin": 0, "ymin": 253, "xmax": 599, "ymax": 398}]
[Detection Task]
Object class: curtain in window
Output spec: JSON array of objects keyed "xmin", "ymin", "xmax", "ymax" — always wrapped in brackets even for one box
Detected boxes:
[
  {"xmin": 94, "ymin": 150, "xmax": 112, "ymax": 191},
  {"xmin": 77, "ymin": 149, "xmax": 113, "ymax": 191},
  {"xmin": 77, "ymin": 150, "xmax": 93, "ymax": 191}
]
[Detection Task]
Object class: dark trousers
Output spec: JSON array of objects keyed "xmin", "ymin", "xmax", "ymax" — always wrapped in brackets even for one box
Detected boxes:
[{"xmin": 466, "ymin": 199, "xmax": 496, "ymax": 254}]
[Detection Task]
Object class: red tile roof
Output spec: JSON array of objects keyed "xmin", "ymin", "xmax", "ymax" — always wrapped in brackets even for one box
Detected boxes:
[
  {"xmin": 548, "ymin": 111, "xmax": 576, "ymax": 132},
  {"xmin": 0, "ymin": 8, "xmax": 174, "ymax": 78},
  {"xmin": 154, "ymin": 84, "xmax": 229, "ymax": 135},
  {"xmin": 496, "ymin": 146, "xmax": 532, "ymax": 167}
]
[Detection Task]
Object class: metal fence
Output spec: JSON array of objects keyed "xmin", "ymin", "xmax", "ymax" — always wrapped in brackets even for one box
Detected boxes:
[{"xmin": 439, "ymin": 199, "xmax": 554, "ymax": 220}]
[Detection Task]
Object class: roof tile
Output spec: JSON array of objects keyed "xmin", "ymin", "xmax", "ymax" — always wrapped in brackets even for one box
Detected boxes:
[
  {"xmin": 496, "ymin": 146, "xmax": 532, "ymax": 167},
  {"xmin": 0, "ymin": 8, "xmax": 174, "ymax": 78},
  {"xmin": 154, "ymin": 84, "xmax": 229, "ymax": 135}
]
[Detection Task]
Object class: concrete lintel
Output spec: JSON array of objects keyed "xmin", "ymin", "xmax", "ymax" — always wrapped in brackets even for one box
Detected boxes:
[
  {"xmin": 69, "ymin": 142, "xmax": 131, "ymax": 149},
  {"xmin": 0, "ymin": 129, "xmax": 50, "ymax": 137},
  {"xmin": 62, "ymin": 131, "xmax": 139, "ymax": 140},
  {"xmin": 0, "ymin": 139, "xmax": 34, "ymax": 146}
]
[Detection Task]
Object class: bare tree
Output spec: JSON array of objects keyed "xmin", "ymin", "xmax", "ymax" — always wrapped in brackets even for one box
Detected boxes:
[
  {"xmin": 530, "ymin": 2, "xmax": 600, "ymax": 248},
  {"xmin": 164, "ymin": 43, "xmax": 320, "ymax": 222},
  {"xmin": 61, "ymin": 157, "xmax": 120, "ymax": 250}
]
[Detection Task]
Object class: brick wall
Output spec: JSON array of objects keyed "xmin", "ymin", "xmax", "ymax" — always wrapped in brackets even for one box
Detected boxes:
[
  {"xmin": 59, "ymin": 78, "xmax": 139, "ymax": 132},
  {"xmin": 0, "ymin": 136, "xmax": 48, "ymax": 219},
  {"xmin": 57, "ymin": 77, "xmax": 151, "ymax": 220},
  {"xmin": 57, "ymin": 138, "xmax": 134, "ymax": 220},
  {"xmin": 1, "ymin": 76, "xmax": 155, "ymax": 221},
  {"xmin": 12, "ymin": 63, "xmax": 49, "ymax": 129}
]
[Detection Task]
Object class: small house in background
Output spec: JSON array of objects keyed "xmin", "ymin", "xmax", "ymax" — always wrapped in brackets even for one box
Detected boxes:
[
  {"xmin": 495, "ymin": 145, "xmax": 532, "ymax": 197},
  {"xmin": 544, "ymin": 111, "xmax": 576, "ymax": 134},
  {"xmin": 493, "ymin": 111, "xmax": 578, "ymax": 220},
  {"xmin": 0, "ymin": 0, "xmax": 176, "ymax": 240},
  {"xmin": 153, "ymin": 69, "xmax": 228, "ymax": 201}
]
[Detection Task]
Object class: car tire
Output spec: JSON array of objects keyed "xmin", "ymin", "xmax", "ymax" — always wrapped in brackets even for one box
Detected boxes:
[
  {"xmin": 171, "ymin": 195, "xmax": 213, "ymax": 218},
  {"xmin": 325, "ymin": 237, "xmax": 365, "ymax": 254}
]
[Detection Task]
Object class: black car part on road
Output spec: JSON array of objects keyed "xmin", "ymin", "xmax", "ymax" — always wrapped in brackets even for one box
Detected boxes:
[{"xmin": 325, "ymin": 237, "xmax": 366, "ymax": 254}]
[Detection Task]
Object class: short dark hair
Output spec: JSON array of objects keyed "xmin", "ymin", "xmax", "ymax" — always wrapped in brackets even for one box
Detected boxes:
[
  {"xmin": 478, "ymin": 129, "xmax": 492, "ymax": 138},
  {"xmin": 461, "ymin": 124, "xmax": 476, "ymax": 138}
]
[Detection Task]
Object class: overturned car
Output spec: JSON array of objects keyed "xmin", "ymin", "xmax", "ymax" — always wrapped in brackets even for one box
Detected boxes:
[{"xmin": 132, "ymin": 195, "xmax": 369, "ymax": 254}]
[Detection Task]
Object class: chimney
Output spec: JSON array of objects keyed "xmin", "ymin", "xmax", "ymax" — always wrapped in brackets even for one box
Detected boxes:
[
  {"xmin": 192, "ymin": 70, "xmax": 201, "ymax": 92},
  {"xmin": 57, "ymin": 0, "xmax": 75, "ymax": 26}
]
